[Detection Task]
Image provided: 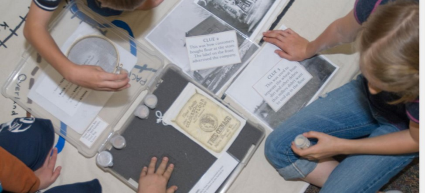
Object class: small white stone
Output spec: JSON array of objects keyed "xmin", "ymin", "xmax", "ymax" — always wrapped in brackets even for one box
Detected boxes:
[
  {"xmin": 97, "ymin": 151, "xmax": 113, "ymax": 167},
  {"xmin": 144, "ymin": 94, "xmax": 158, "ymax": 109},
  {"xmin": 134, "ymin": 105, "xmax": 150, "ymax": 119},
  {"xmin": 294, "ymin": 134, "xmax": 311, "ymax": 149},
  {"xmin": 110, "ymin": 135, "xmax": 126, "ymax": 149}
]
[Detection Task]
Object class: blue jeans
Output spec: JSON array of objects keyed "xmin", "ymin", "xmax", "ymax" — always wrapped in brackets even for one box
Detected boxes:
[{"xmin": 265, "ymin": 76, "xmax": 417, "ymax": 193}]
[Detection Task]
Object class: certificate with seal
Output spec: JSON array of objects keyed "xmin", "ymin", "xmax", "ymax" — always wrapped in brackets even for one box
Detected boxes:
[{"xmin": 163, "ymin": 82, "xmax": 246, "ymax": 157}]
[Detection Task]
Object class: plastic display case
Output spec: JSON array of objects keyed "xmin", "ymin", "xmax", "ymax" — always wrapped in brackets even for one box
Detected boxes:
[{"xmin": 2, "ymin": 1, "xmax": 166, "ymax": 157}]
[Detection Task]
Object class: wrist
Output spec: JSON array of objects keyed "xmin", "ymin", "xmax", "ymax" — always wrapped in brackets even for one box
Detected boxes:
[
  {"xmin": 57, "ymin": 61, "xmax": 77, "ymax": 81},
  {"xmin": 305, "ymin": 41, "xmax": 319, "ymax": 59},
  {"xmin": 337, "ymin": 138, "xmax": 354, "ymax": 155}
]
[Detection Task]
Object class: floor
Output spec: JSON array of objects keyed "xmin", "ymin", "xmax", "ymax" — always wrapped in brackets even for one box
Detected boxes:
[{"xmin": 0, "ymin": 0, "xmax": 378, "ymax": 192}]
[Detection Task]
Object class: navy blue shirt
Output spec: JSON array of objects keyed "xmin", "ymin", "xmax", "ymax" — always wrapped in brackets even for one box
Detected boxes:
[
  {"xmin": 355, "ymin": 0, "xmax": 419, "ymax": 129},
  {"xmin": 33, "ymin": 0, "xmax": 62, "ymax": 11}
]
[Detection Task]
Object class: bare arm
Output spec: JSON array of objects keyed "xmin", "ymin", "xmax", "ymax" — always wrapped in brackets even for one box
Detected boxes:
[
  {"xmin": 341, "ymin": 121, "xmax": 419, "ymax": 155},
  {"xmin": 24, "ymin": 2, "xmax": 130, "ymax": 91},
  {"xmin": 263, "ymin": 10, "xmax": 361, "ymax": 61},
  {"xmin": 292, "ymin": 121, "xmax": 419, "ymax": 160}
]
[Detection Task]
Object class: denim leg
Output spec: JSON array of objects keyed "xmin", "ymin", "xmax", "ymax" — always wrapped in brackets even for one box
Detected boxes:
[
  {"xmin": 320, "ymin": 124, "xmax": 417, "ymax": 193},
  {"xmin": 265, "ymin": 76, "xmax": 379, "ymax": 180}
]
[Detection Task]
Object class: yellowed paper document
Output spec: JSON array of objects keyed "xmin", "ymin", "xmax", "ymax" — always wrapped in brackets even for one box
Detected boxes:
[{"xmin": 163, "ymin": 83, "xmax": 245, "ymax": 157}]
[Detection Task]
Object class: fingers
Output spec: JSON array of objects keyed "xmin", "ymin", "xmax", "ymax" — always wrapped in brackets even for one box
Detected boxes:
[
  {"xmin": 291, "ymin": 142, "xmax": 313, "ymax": 158},
  {"xmin": 47, "ymin": 148, "xmax": 62, "ymax": 182},
  {"xmin": 48, "ymin": 148, "xmax": 58, "ymax": 170},
  {"xmin": 142, "ymin": 156, "xmax": 174, "ymax": 178},
  {"xmin": 101, "ymin": 71, "xmax": 129, "ymax": 81},
  {"xmin": 140, "ymin": 166, "xmax": 148, "ymax": 178},
  {"xmin": 98, "ymin": 72, "xmax": 130, "ymax": 90},
  {"xmin": 163, "ymin": 163, "xmax": 174, "ymax": 180},
  {"xmin": 51, "ymin": 166, "xmax": 62, "ymax": 181},
  {"xmin": 156, "ymin": 157, "xmax": 169, "ymax": 175},
  {"xmin": 166, "ymin": 186, "xmax": 178, "ymax": 193},
  {"xmin": 303, "ymin": 131, "xmax": 322, "ymax": 139},
  {"xmin": 275, "ymin": 50, "xmax": 292, "ymax": 60},
  {"xmin": 147, "ymin": 157, "xmax": 157, "ymax": 174}
]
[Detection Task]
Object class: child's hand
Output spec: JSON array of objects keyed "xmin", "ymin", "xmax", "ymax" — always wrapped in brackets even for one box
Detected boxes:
[
  {"xmin": 291, "ymin": 131, "xmax": 345, "ymax": 160},
  {"xmin": 34, "ymin": 148, "xmax": 62, "ymax": 190},
  {"xmin": 138, "ymin": 157, "xmax": 178, "ymax": 193},
  {"xmin": 64, "ymin": 64, "xmax": 130, "ymax": 91},
  {"xmin": 262, "ymin": 29, "xmax": 313, "ymax": 61}
]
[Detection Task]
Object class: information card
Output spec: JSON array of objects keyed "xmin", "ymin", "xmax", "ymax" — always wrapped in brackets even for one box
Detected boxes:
[
  {"xmin": 253, "ymin": 60, "xmax": 312, "ymax": 112},
  {"xmin": 186, "ymin": 31, "xmax": 241, "ymax": 71}
]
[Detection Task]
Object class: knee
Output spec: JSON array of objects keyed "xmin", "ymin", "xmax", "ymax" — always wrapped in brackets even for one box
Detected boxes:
[{"xmin": 264, "ymin": 129, "xmax": 294, "ymax": 169}]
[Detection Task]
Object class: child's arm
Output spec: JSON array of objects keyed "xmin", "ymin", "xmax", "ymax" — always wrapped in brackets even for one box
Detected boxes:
[
  {"xmin": 262, "ymin": 10, "xmax": 361, "ymax": 61},
  {"xmin": 0, "ymin": 147, "xmax": 40, "ymax": 193},
  {"xmin": 24, "ymin": 2, "xmax": 130, "ymax": 91},
  {"xmin": 291, "ymin": 121, "xmax": 419, "ymax": 160}
]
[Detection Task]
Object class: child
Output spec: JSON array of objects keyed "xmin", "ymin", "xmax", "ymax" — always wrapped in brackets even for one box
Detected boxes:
[
  {"xmin": 24, "ymin": 0, "xmax": 164, "ymax": 91},
  {"xmin": 0, "ymin": 117, "xmax": 177, "ymax": 193},
  {"xmin": 263, "ymin": 0, "xmax": 419, "ymax": 192}
]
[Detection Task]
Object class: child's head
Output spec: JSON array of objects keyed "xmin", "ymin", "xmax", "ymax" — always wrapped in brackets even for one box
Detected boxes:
[
  {"xmin": 97, "ymin": 0, "xmax": 146, "ymax": 10},
  {"xmin": 357, "ymin": 0, "xmax": 419, "ymax": 104}
]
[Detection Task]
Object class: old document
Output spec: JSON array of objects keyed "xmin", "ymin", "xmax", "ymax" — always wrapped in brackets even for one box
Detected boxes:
[{"xmin": 163, "ymin": 83, "xmax": 245, "ymax": 157}]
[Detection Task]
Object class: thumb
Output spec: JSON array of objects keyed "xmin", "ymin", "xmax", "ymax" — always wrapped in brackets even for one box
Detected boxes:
[
  {"xmin": 303, "ymin": 131, "xmax": 322, "ymax": 139},
  {"xmin": 166, "ymin": 186, "xmax": 178, "ymax": 193}
]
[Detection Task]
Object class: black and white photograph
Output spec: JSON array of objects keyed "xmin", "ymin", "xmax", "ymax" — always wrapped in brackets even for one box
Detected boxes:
[
  {"xmin": 195, "ymin": 0, "xmax": 277, "ymax": 37},
  {"xmin": 146, "ymin": 0, "xmax": 259, "ymax": 95},
  {"xmin": 252, "ymin": 56, "xmax": 337, "ymax": 129},
  {"xmin": 225, "ymin": 43, "xmax": 338, "ymax": 130}
]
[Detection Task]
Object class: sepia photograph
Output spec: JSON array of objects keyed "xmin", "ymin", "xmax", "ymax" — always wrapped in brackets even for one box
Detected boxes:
[{"xmin": 146, "ymin": 0, "xmax": 259, "ymax": 95}]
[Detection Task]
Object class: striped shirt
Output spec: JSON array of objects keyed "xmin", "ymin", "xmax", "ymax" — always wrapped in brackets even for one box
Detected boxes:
[{"xmin": 33, "ymin": 0, "xmax": 61, "ymax": 11}]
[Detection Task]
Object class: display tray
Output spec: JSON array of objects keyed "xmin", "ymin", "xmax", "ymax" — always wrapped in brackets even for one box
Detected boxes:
[
  {"xmin": 102, "ymin": 65, "xmax": 265, "ymax": 192},
  {"xmin": 1, "ymin": 1, "xmax": 165, "ymax": 157}
]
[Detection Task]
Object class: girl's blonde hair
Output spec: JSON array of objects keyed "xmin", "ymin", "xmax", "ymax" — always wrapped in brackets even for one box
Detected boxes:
[
  {"xmin": 101, "ymin": 0, "xmax": 146, "ymax": 10},
  {"xmin": 357, "ymin": 0, "xmax": 419, "ymax": 104}
]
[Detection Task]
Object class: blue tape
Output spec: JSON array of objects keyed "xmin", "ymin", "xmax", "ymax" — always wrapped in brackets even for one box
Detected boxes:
[
  {"xmin": 54, "ymin": 122, "xmax": 67, "ymax": 154},
  {"xmin": 111, "ymin": 20, "xmax": 137, "ymax": 56}
]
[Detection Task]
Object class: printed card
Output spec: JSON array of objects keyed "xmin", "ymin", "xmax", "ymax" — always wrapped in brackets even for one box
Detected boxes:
[{"xmin": 186, "ymin": 31, "xmax": 241, "ymax": 71}]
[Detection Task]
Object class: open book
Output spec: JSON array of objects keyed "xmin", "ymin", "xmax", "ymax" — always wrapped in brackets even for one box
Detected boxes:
[{"xmin": 146, "ymin": 0, "xmax": 338, "ymax": 130}]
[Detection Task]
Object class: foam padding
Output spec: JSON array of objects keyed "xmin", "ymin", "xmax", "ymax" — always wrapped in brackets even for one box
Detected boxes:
[{"xmin": 110, "ymin": 67, "xmax": 263, "ymax": 192}]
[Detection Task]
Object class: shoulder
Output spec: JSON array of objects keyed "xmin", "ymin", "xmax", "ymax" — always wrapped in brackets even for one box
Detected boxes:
[
  {"xmin": 406, "ymin": 98, "xmax": 419, "ymax": 124},
  {"xmin": 354, "ymin": 0, "xmax": 392, "ymax": 24},
  {"xmin": 33, "ymin": 0, "xmax": 62, "ymax": 11}
]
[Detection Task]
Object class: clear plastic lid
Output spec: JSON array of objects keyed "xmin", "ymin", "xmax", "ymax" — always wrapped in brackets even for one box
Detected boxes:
[{"xmin": 2, "ymin": 1, "xmax": 166, "ymax": 157}]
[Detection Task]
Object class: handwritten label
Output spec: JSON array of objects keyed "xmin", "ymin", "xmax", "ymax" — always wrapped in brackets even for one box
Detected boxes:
[
  {"xmin": 80, "ymin": 117, "xmax": 108, "ymax": 148},
  {"xmin": 186, "ymin": 31, "xmax": 241, "ymax": 71},
  {"xmin": 253, "ymin": 61, "xmax": 312, "ymax": 112}
]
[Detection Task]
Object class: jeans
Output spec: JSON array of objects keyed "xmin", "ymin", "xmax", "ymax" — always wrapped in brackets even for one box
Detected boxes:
[{"xmin": 264, "ymin": 76, "xmax": 417, "ymax": 193}]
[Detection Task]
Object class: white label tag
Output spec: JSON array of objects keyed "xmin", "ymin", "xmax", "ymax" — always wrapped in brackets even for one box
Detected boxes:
[
  {"xmin": 80, "ymin": 117, "xmax": 109, "ymax": 148},
  {"xmin": 189, "ymin": 152, "xmax": 239, "ymax": 193},
  {"xmin": 253, "ymin": 61, "xmax": 312, "ymax": 112},
  {"xmin": 186, "ymin": 31, "xmax": 241, "ymax": 71}
]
